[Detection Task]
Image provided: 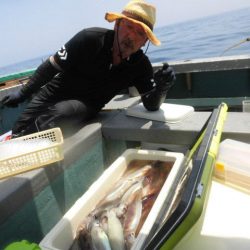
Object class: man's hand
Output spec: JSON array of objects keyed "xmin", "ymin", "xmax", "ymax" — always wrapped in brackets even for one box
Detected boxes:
[
  {"xmin": 1, "ymin": 90, "xmax": 26, "ymax": 108},
  {"xmin": 154, "ymin": 63, "xmax": 176, "ymax": 91}
]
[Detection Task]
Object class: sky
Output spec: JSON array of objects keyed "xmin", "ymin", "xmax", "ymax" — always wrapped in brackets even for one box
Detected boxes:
[{"xmin": 1, "ymin": 0, "xmax": 250, "ymax": 68}]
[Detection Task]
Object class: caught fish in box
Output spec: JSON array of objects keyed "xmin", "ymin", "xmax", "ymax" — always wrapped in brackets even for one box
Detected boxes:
[{"xmin": 39, "ymin": 149, "xmax": 184, "ymax": 250}]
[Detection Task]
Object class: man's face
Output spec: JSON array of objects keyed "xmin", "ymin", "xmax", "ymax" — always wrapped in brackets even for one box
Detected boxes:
[{"xmin": 115, "ymin": 18, "xmax": 148, "ymax": 59}]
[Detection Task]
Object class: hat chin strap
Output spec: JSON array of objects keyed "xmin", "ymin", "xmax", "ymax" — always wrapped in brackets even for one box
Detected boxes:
[
  {"xmin": 144, "ymin": 40, "xmax": 150, "ymax": 54},
  {"xmin": 116, "ymin": 19, "xmax": 124, "ymax": 62}
]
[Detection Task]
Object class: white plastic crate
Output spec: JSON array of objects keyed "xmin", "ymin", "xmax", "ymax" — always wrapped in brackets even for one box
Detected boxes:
[
  {"xmin": 39, "ymin": 149, "xmax": 184, "ymax": 250},
  {"xmin": 0, "ymin": 128, "xmax": 64, "ymax": 179}
]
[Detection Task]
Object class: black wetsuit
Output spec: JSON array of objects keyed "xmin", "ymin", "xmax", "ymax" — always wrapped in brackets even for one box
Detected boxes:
[{"xmin": 12, "ymin": 28, "xmax": 166, "ymax": 137}]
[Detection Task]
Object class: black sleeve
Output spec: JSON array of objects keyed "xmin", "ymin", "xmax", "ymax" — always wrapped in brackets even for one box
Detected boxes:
[
  {"xmin": 53, "ymin": 33, "xmax": 82, "ymax": 71},
  {"xmin": 133, "ymin": 56, "xmax": 167, "ymax": 111},
  {"xmin": 141, "ymin": 86, "xmax": 167, "ymax": 111},
  {"xmin": 133, "ymin": 55, "xmax": 154, "ymax": 94},
  {"xmin": 53, "ymin": 29, "xmax": 102, "ymax": 71},
  {"xmin": 20, "ymin": 59, "xmax": 59, "ymax": 97}
]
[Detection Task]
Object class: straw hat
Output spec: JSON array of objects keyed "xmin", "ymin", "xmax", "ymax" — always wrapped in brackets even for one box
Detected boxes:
[{"xmin": 105, "ymin": 0, "xmax": 161, "ymax": 46}]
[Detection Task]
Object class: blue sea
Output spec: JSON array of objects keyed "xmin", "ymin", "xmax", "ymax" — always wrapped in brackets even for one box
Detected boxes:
[{"xmin": 0, "ymin": 7, "xmax": 249, "ymax": 77}]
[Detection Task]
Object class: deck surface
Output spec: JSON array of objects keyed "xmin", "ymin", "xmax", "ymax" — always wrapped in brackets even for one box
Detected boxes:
[{"xmin": 175, "ymin": 179, "xmax": 250, "ymax": 250}]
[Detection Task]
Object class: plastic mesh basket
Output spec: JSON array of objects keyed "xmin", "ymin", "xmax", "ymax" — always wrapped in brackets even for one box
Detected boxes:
[{"xmin": 0, "ymin": 128, "xmax": 64, "ymax": 180}]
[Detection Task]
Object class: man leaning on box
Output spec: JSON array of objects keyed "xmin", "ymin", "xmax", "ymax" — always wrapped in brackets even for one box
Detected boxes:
[{"xmin": 1, "ymin": 0, "xmax": 176, "ymax": 138}]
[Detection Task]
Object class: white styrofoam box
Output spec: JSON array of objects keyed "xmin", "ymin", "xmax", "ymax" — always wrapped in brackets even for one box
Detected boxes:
[
  {"xmin": 40, "ymin": 149, "xmax": 184, "ymax": 250},
  {"xmin": 215, "ymin": 139, "xmax": 250, "ymax": 191},
  {"xmin": 126, "ymin": 103, "xmax": 194, "ymax": 123}
]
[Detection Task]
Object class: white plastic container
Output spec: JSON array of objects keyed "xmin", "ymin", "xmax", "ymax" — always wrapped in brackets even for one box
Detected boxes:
[
  {"xmin": 214, "ymin": 139, "xmax": 250, "ymax": 191},
  {"xmin": 39, "ymin": 149, "xmax": 184, "ymax": 250},
  {"xmin": 242, "ymin": 99, "xmax": 250, "ymax": 112}
]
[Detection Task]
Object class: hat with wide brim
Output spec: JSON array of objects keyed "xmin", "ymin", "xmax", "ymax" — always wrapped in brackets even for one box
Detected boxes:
[{"xmin": 105, "ymin": 0, "xmax": 161, "ymax": 46}]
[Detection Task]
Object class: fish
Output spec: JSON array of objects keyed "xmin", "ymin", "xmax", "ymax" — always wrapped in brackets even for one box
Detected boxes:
[
  {"xmin": 74, "ymin": 214, "xmax": 93, "ymax": 250},
  {"xmin": 107, "ymin": 210, "xmax": 125, "ymax": 250},
  {"xmin": 125, "ymin": 232, "xmax": 136, "ymax": 250},
  {"xmin": 77, "ymin": 232, "xmax": 92, "ymax": 250},
  {"xmin": 120, "ymin": 181, "xmax": 143, "ymax": 206},
  {"xmin": 91, "ymin": 221, "xmax": 112, "ymax": 250},
  {"xmin": 115, "ymin": 181, "xmax": 143, "ymax": 219},
  {"xmin": 99, "ymin": 211, "xmax": 109, "ymax": 234},
  {"xmin": 93, "ymin": 164, "xmax": 151, "ymax": 214},
  {"xmin": 91, "ymin": 203, "xmax": 116, "ymax": 219},
  {"xmin": 122, "ymin": 164, "xmax": 152, "ymax": 181},
  {"xmin": 142, "ymin": 165, "xmax": 167, "ymax": 198},
  {"xmin": 113, "ymin": 203, "xmax": 127, "ymax": 219},
  {"xmin": 123, "ymin": 190, "xmax": 143, "ymax": 249},
  {"xmin": 136, "ymin": 193, "xmax": 157, "ymax": 236},
  {"xmin": 76, "ymin": 214, "xmax": 93, "ymax": 234},
  {"xmin": 69, "ymin": 238, "xmax": 82, "ymax": 250},
  {"xmin": 73, "ymin": 160, "xmax": 173, "ymax": 250},
  {"xmin": 98, "ymin": 179, "xmax": 138, "ymax": 208}
]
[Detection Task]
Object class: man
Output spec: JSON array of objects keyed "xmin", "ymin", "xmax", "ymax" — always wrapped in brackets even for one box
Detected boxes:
[{"xmin": 1, "ymin": 0, "xmax": 175, "ymax": 138}]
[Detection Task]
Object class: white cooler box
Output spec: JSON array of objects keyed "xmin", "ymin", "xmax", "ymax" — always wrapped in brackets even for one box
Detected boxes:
[{"xmin": 40, "ymin": 149, "xmax": 184, "ymax": 250}]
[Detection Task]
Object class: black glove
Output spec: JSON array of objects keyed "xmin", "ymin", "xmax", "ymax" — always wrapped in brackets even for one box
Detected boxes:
[
  {"xmin": 1, "ymin": 90, "xmax": 26, "ymax": 108},
  {"xmin": 154, "ymin": 63, "xmax": 176, "ymax": 91}
]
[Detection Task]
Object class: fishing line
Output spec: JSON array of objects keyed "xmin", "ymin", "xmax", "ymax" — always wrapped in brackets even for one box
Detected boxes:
[
  {"xmin": 144, "ymin": 40, "xmax": 150, "ymax": 54},
  {"xmin": 220, "ymin": 37, "xmax": 250, "ymax": 56},
  {"xmin": 116, "ymin": 19, "xmax": 123, "ymax": 62}
]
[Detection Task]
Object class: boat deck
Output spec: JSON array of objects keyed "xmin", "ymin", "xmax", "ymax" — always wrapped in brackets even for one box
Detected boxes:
[
  {"xmin": 175, "ymin": 179, "xmax": 250, "ymax": 250},
  {"xmin": 1, "ymin": 94, "xmax": 250, "ymax": 248},
  {"xmin": 102, "ymin": 95, "xmax": 250, "ymax": 145},
  {"xmin": 2, "ymin": 94, "xmax": 250, "ymax": 221}
]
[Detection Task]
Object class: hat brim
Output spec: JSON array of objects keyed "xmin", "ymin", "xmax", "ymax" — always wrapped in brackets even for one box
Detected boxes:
[{"xmin": 105, "ymin": 12, "xmax": 161, "ymax": 46}]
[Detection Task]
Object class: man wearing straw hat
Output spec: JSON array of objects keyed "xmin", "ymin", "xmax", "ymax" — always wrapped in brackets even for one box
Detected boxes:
[{"xmin": 1, "ymin": 0, "xmax": 175, "ymax": 137}]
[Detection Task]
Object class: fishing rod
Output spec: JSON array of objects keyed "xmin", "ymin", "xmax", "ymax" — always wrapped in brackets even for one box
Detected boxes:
[{"xmin": 220, "ymin": 37, "xmax": 250, "ymax": 56}]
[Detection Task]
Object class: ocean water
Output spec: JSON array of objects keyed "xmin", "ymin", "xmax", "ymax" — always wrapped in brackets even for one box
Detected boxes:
[
  {"xmin": 148, "ymin": 7, "xmax": 250, "ymax": 63},
  {"xmin": 0, "ymin": 7, "xmax": 249, "ymax": 77}
]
